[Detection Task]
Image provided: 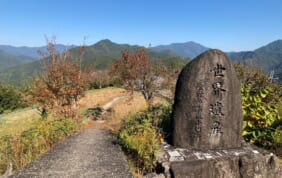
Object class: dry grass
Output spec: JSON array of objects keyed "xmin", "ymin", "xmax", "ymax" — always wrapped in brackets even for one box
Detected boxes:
[
  {"xmin": 107, "ymin": 92, "xmax": 166, "ymax": 132},
  {"xmin": 109, "ymin": 93, "xmax": 147, "ymax": 131},
  {"xmin": 78, "ymin": 87, "xmax": 167, "ymax": 132},
  {"xmin": 0, "ymin": 87, "xmax": 166, "ymax": 137},
  {"xmin": 78, "ymin": 87, "xmax": 127, "ymax": 109},
  {"xmin": 0, "ymin": 88, "xmax": 126, "ymax": 138},
  {"xmin": 0, "ymin": 109, "xmax": 41, "ymax": 137}
]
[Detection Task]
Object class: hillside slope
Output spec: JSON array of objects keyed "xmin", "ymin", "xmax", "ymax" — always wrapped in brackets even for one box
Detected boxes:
[
  {"xmin": 0, "ymin": 39, "xmax": 187, "ymax": 86},
  {"xmin": 0, "ymin": 44, "xmax": 75, "ymax": 59},
  {"xmin": 228, "ymin": 40, "xmax": 282, "ymax": 81},
  {"xmin": 0, "ymin": 49, "xmax": 35, "ymax": 70},
  {"xmin": 152, "ymin": 41, "xmax": 209, "ymax": 58}
]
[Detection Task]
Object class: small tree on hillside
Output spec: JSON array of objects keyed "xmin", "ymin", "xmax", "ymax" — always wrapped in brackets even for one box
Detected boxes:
[
  {"xmin": 0, "ymin": 83, "xmax": 27, "ymax": 113},
  {"xmin": 31, "ymin": 39, "xmax": 90, "ymax": 119},
  {"xmin": 90, "ymin": 70, "xmax": 111, "ymax": 89},
  {"xmin": 136, "ymin": 49, "xmax": 167, "ymax": 107},
  {"xmin": 111, "ymin": 49, "xmax": 167, "ymax": 107},
  {"xmin": 111, "ymin": 50, "xmax": 138, "ymax": 96}
]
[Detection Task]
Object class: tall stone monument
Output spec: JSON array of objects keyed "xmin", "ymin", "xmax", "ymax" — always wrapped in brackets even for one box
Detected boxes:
[
  {"xmin": 172, "ymin": 49, "xmax": 242, "ymax": 149},
  {"xmin": 154, "ymin": 49, "xmax": 281, "ymax": 178}
]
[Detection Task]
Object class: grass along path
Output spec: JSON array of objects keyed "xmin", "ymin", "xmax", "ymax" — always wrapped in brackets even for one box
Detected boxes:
[
  {"xmin": 0, "ymin": 87, "xmax": 129, "ymax": 175},
  {"xmin": 102, "ymin": 95, "xmax": 128, "ymax": 111},
  {"xmin": 78, "ymin": 87, "xmax": 127, "ymax": 109},
  {"xmin": 0, "ymin": 87, "xmax": 131, "ymax": 139},
  {"xmin": 103, "ymin": 92, "xmax": 166, "ymax": 132},
  {"xmin": 0, "ymin": 108, "xmax": 41, "ymax": 137},
  {"xmin": 8, "ymin": 88, "xmax": 135, "ymax": 178},
  {"xmin": 1, "ymin": 87, "xmax": 165, "ymax": 177}
]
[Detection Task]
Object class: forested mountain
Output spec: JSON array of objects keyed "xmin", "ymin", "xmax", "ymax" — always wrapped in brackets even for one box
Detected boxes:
[
  {"xmin": 0, "ymin": 49, "xmax": 35, "ymax": 70},
  {"xmin": 227, "ymin": 40, "xmax": 282, "ymax": 81},
  {"xmin": 152, "ymin": 39, "xmax": 282, "ymax": 81},
  {"xmin": 1, "ymin": 39, "xmax": 282, "ymax": 85},
  {"xmin": 0, "ymin": 44, "xmax": 75, "ymax": 59},
  {"xmin": 152, "ymin": 41, "xmax": 209, "ymax": 58},
  {"xmin": 0, "ymin": 39, "xmax": 187, "ymax": 86}
]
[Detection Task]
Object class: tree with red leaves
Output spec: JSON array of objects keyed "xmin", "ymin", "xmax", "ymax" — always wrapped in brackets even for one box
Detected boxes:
[
  {"xmin": 111, "ymin": 48, "xmax": 167, "ymax": 107},
  {"xmin": 31, "ymin": 39, "xmax": 90, "ymax": 119}
]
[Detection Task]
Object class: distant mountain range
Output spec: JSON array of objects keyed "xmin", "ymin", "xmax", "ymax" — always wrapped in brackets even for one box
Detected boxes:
[
  {"xmin": 227, "ymin": 40, "xmax": 282, "ymax": 72},
  {"xmin": 0, "ymin": 49, "xmax": 35, "ymax": 69},
  {"xmin": 152, "ymin": 40, "xmax": 282, "ymax": 81},
  {"xmin": 0, "ymin": 44, "xmax": 75, "ymax": 59},
  {"xmin": 0, "ymin": 39, "xmax": 281, "ymax": 85},
  {"xmin": 152, "ymin": 41, "xmax": 209, "ymax": 58},
  {"xmin": 0, "ymin": 44, "xmax": 75, "ymax": 71},
  {"xmin": 0, "ymin": 39, "xmax": 187, "ymax": 85}
]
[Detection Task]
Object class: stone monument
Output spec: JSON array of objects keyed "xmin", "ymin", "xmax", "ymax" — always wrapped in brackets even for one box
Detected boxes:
[
  {"xmin": 153, "ymin": 49, "xmax": 281, "ymax": 178},
  {"xmin": 172, "ymin": 49, "xmax": 242, "ymax": 149}
]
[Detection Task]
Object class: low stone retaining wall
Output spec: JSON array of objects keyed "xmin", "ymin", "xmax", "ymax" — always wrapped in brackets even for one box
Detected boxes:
[{"xmin": 154, "ymin": 142, "xmax": 282, "ymax": 178}]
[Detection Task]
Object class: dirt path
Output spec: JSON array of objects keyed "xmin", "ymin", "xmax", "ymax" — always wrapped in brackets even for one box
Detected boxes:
[
  {"xmin": 9, "ymin": 96, "xmax": 132, "ymax": 178},
  {"xmin": 102, "ymin": 95, "xmax": 128, "ymax": 111}
]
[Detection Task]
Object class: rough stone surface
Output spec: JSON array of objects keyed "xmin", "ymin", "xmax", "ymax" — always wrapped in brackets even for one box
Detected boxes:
[
  {"xmin": 170, "ymin": 160, "xmax": 211, "ymax": 178},
  {"xmin": 172, "ymin": 49, "xmax": 243, "ymax": 150},
  {"xmin": 143, "ymin": 173, "xmax": 165, "ymax": 178},
  {"xmin": 10, "ymin": 126, "xmax": 132, "ymax": 178},
  {"xmin": 158, "ymin": 142, "xmax": 282, "ymax": 178},
  {"xmin": 85, "ymin": 107, "xmax": 105, "ymax": 120}
]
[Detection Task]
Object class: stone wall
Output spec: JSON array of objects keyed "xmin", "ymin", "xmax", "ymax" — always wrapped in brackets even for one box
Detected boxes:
[{"xmin": 155, "ymin": 142, "xmax": 282, "ymax": 178}]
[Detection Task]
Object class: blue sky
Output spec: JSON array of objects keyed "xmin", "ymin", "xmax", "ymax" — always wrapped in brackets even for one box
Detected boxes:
[{"xmin": 0, "ymin": 0, "xmax": 281, "ymax": 51}]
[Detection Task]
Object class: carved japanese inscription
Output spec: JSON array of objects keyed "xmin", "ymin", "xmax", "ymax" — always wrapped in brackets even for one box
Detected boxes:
[
  {"xmin": 192, "ymin": 83, "xmax": 204, "ymax": 134},
  {"xmin": 172, "ymin": 49, "xmax": 243, "ymax": 150}
]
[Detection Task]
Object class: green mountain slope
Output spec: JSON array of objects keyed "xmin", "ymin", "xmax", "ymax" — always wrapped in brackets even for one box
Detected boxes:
[
  {"xmin": 2, "ymin": 39, "xmax": 282, "ymax": 85},
  {"xmin": 228, "ymin": 40, "xmax": 282, "ymax": 81},
  {"xmin": 0, "ymin": 39, "xmax": 187, "ymax": 86},
  {"xmin": 0, "ymin": 44, "xmax": 75, "ymax": 59},
  {"xmin": 151, "ymin": 39, "xmax": 282, "ymax": 81},
  {"xmin": 0, "ymin": 49, "xmax": 35, "ymax": 70},
  {"xmin": 152, "ymin": 41, "xmax": 209, "ymax": 58},
  {"xmin": 253, "ymin": 40, "xmax": 282, "ymax": 72}
]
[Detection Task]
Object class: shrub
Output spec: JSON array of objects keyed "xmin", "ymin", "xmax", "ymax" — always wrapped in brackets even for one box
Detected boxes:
[
  {"xmin": 119, "ymin": 119, "xmax": 159, "ymax": 173},
  {"xmin": 241, "ymin": 84, "xmax": 281, "ymax": 148},
  {"xmin": 0, "ymin": 83, "xmax": 27, "ymax": 114},
  {"xmin": 234, "ymin": 63, "xmax": 282, "ymax": 150},
  {"xmin": 109, "ymin": 76, "xmax": 123, "ymax": 88},
  {"xmin": 118, "ymin": 103, "xmax": 171, "ymax": 174},
  {"xmin": 0, "ymin": 118, "xmax": 78, "ymax": 174},
  {"xmin": 272, "ymin": 127, "xmax": 282, "ymax": 147}
]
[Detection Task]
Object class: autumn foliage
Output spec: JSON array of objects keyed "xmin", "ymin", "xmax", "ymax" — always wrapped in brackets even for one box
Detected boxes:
[
  {"xmin": 111, "ymin": 49, "xmax": 167, "ymax": 107},
  {"xmin": 111, "ymin": 50, "xmax": 138, "ymax": 95},
  {"xmin": 31, "ymin": 40, "xmax": 90, "ymax": 118}
]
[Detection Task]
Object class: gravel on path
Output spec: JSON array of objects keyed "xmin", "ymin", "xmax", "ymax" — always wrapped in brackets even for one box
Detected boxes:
[{"xmin": 10, "ymin": 124, "xmax": 132, "ymax": 178}]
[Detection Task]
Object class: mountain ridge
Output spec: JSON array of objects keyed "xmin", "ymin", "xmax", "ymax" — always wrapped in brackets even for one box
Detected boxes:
[
  {"xmin": 0, "ymin": 39, "xmax": 187, "ymax": 86},
  {"xmin": 0, "ymin": 39, "xmax": 282, "ymax": 85},
  {"xmin": 0, "ymin": 49, "xmax": 36, "ymax": 69},
  {"xmin": 0, "ymin": 44, "xmax": 76, "ymax": 59},
  {"xmin": 151, "ymin": 39, "xmax": 282, "ymax": 81},
  {"xmin": 152, "ymin": 41, "xmax": 209, "ymax": 58},
  {"xmin": 228, "ymin": 39, "xmax": 282, "ymax": 73}
]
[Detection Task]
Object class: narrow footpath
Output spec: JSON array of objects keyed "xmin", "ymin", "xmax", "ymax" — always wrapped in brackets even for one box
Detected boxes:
[{"xmin": 10, "ymin": 97, "xmax": 132, "ymax": 178}]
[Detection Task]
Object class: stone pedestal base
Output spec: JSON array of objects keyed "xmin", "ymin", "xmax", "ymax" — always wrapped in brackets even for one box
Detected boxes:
[{"xmin": 156, "ymin": 142, "xmax": 282, "ymax": 178}]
